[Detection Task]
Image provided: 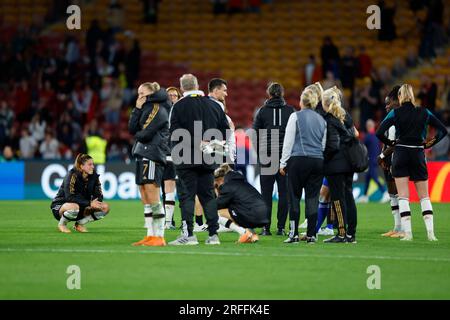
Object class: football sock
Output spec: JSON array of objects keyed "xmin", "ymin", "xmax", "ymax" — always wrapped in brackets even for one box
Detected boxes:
[
  {"xmin": 59, "ymin": 216, "xmax": 69, "ymax": 226},
  {"xmin": 390, "ymin": 194, "xmax": 401, "ymax": 231},
  {"xmin": 218, "ymin": 216, "xmax": 245, "ymax": 235},
  {"xmin": 77, "ymin": 215, "xmax": 94, "ymax": 225},
  {"xmin": 144, "ymin": 204, "xmax": 154, "ymax": 236},
  {"xmin": 60, "ymin": 209, "xmax": 79, "ymax": 225},
  {"xmin": 164, "ymin": 192, "xmax": 176, "ymax": 225},
  {"xmin": 399, "ymin": 197, "xmax": 412, "ymax": 236},
  {"xmin": 316, "ymin": 201, "xmax": 330, "ymax": 233},
  {"xmin": 420, "ymin": 197, "xmax": 434, "ymax": 234},
  {"xmin": 150, "ymin": 202, "xmax": 165, "ymax": 237},
  {"xmin": 288, "ymin": 220, "xmax": 298, "ymax": 238}
]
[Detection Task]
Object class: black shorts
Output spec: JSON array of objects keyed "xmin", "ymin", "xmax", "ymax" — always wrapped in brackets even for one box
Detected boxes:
[
  {"xmin": 162, "ymin": 161, "xmax": 176, "ymax": 181},
  {"xmin": 135, "ymin": 157, "xmax": 164, "ymax": 186},
  {"xmin": 51, "ymin": 204, "xmax": 87, "ymax": 221},
  {"xmin": 392, "ymin": 146, "xmax": 428, "ymax": 181},
  {"xmin": 51, "ymin": 204, "xmax": 62, "ymax": 221},
  {"xmin": 229, "ymin": 207, "xmax": 267, "ymax": 229}
]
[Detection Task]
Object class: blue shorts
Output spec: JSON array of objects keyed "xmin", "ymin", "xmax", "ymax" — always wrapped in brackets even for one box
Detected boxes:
[{"xmin": 322, "ymin": 177, "xmax": 329, "ymax": 187}]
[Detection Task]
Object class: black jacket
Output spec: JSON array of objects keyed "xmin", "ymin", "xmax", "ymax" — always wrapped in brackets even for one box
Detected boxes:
[
  {"xmin": 253, "ymin": 97, "xmax": 295, "ymax": 165},
  {"xmin": 128, "ymin": 89, "xmax": 170, "ymax": 164},
  {"xmin": 324, "ymin": 113, "xmax": 353, "ymax": 175},
  {"xmin": 217, "ymin": 171, "xmax": 268, "ymax": 220},
  {"xmin": 169, "ymin": 93, "xmax": 230, "ymax": 170},
  {"xmin": 51, "ymin": 168, "xmax": 103, "ymax": 208}
]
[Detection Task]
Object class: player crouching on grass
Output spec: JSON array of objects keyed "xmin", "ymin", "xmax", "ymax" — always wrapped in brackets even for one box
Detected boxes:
[
  {"xmin": 214, "ymin": 164, "xmax": 268, "ymax": 243},
  {"xmin": 51, "ymin": 154, "xmax": 110, "ymax": 233}
]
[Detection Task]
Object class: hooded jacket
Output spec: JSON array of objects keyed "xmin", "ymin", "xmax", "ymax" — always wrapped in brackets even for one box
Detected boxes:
[
  {"xmin": 253, "ymin": 97, "xmax": 295, "ymax": 166},
  {"xmin": 128, "ymin": 89, "xmax": 170, "ymax": 164}
]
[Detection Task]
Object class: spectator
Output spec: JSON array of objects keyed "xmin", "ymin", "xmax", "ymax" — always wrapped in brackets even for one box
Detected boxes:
[
  {"xmin": 392, "ymin": 57, "xmax": 407, "ymax": 78},
  {"xmin": 0, "ymin": 145, "xmax": 15, "ymax": 162},
  {"xmin": 19, "ymin": 128, "xmax": 37, "ymax": 159},
  {"xmin": 441, "ymin": 75, "xmax": 450, "ymax": 110},
  {"xmin": 125, "ymin": 39, "xmax": 141, "ymax": 89},
  {"xmin": 72, "ymin": 82, "xmax": 94, "ymax": 123},
  {"xmin": 141, "ymin": 0, "xmax": 160, "ymax": 24},
  {"xmin": 378, "ymin": 0, "xmax": 397, "ymax": 41},
  {"xmin": 357, "ymin": 45, "xmax": 372, "ymax": 78},
  {"xmin": 64, "ymin": 36, "xmax": 80, "ymax": 66},
  {"xmin": 321, "ymin": 70, "xmax": 342, "ymax": 90},
  {"xmin": 86, "ymin": 20, "xmax": 104, "ymax": 64},
  {"xmin": 340, "ymin": 46, "xmax": 358, "ymax": 91},
  {"xmin": 107, "ymin": 0, "xmax": 125, "ymax": 33},
  {"xmin": 357, "ymin": 77, "xmax": 378, "ymax": 130},
  {"xmin": 39, "ymin": 130, "xmax": 60, "ymax": 159},
  {"xmin": 102, "ymin": 78, "xmax": 123, "ymax": 125},
  {"xmin": 0, "ymin": 100, "xmax": 14, "ymax": 149},
  {"xmin": 28, "ymin": 113, "xmax": 46, "ymax": 143},
  {"xmin": 358, "ymin": 119, "xmax": 388, "ymax": 203},
  {"xmin": 13, "ymin": 80, "xmax": 32, "ymax": 122},
  {"xmin": 418, "ymin": 75, "xmax": 438, "ymax": 113},
  {"xmin": 406, "ymin": 47, "xmax": 419, "ymax": 68},
  {"xmin": 303, "ymin": 55, "xmax": 322, "ymax": 87},
  {"xmin": 320, "ymin": 36, "xmax": 340, "ymax": 78}
]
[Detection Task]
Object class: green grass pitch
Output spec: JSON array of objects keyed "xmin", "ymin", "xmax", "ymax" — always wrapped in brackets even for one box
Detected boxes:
[{"xmin": 0, "ymin": 200, "xmax": 449, "ymax": 299}]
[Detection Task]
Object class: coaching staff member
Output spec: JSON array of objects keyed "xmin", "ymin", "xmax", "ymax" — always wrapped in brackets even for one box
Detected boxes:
[
  {"xmin": 169, "ymin": 74, "xmax": 230, "ymax": 245},
  {"xmin": 253, "ymin": 82, "xmax": 295, "ymax": 236}
]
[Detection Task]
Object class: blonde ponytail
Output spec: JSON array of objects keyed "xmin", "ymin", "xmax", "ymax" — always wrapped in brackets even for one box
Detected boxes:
[
  {"xmin": 398, "ymin": 84, "xmax": 416, "ymax": 106},
  {"xmin": 322, "ymin": 87, "xmax": 346, "ymax": 123}
]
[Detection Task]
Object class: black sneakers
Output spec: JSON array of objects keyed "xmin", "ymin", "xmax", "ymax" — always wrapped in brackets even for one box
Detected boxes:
[
  {"xmin": 276, "ymin": 228, "xmax": 286, "ymax": 236},
  {"xmin": 346, "ymin": 234, "xmax": 357, "ymax": 244},
  {"xmin": 323, "ymin": 235, "xmax": 347, "ymax": 243},
  {"xmin": 306, "ymin": 236, "xmax": 317, "ymax": 244},
  {"xmin": 284, "ymin": 235, "xmax": 299, "ymax": 243},
  {"xmin": 259, "ymin": 227, "xmax": 272, "ymax": 236}
]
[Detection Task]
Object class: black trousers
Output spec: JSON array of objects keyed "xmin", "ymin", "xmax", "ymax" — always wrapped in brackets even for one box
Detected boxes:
[
  {"xmin": 260, "ymin": 167, "xmax": 289, "ymax": 230},
  {"xmin": 176, "ymin": 167, "xmax": 219, "ymax": 237},
  {"xmin": 326, "ymin": 173, "xmax": 357, "ymax": 237},
  {"xmin": 287, "ymin": 156, "xmax": 323, "ymax": 237}
]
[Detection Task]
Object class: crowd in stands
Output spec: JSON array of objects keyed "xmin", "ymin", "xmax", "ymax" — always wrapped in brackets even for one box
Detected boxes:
[
  {"xmin": 0, "ymin": 0, "xmax": 449, "ymax": 162},
  {"xmin": 0, "ymin": 16, "xmax": 141, "ymax": 163}
]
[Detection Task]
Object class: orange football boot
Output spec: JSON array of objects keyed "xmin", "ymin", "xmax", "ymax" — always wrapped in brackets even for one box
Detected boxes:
[
  {"xmin": 73, "ymin": 223, "xmax": 88, "ymax": 233},
  {"xmin": 132, "ymin": 236, "xmax": 155, "ymax": 246},
  {"xmin": 381, "ymin": 230, "xmax": 396, "ymax": 237},
  {"xmin": 238, "ymin": 230, "xmax": 254, "ymax": 243},
  {"xmin": 143, "ymin": 236, "xmax": 167, "ymax": 246},
  {"xmin": 58, "ymin": 225, "xmax": 71, "ymax": 233}
]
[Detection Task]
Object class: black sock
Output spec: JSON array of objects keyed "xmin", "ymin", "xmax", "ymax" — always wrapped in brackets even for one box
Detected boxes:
[{"xmin": 195, "ymin": 215, "xmax": 203, "ymax": 226}]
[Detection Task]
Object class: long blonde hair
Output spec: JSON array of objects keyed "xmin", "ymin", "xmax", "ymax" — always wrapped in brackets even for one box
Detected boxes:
[
  {"xmin": 306, "ymin": 82, "xmax": 323, "ymax": 103},
  {"xmin": 398, "ymin": 84, "xmax": 416, "ymax": 106},
  {"xmin": 322, "ymin": 86, "xmax": 346, "ymax": 123}
]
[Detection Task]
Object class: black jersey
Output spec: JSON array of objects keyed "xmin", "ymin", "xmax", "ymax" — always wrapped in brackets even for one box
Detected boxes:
[{"xmin": 376, "ymin": 102, "xmax": 447, "ymax": 147}]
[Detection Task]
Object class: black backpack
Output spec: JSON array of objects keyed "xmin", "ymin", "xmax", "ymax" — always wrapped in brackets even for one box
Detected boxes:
[{"xmin": 344, "ymin": 138, "xmax": 369, "ymax": 173}]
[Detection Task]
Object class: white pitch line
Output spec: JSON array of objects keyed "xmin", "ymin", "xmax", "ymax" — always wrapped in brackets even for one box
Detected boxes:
[{"xmin": 0, "ymin": 247, "xmax": 449, "ymax": 263}]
